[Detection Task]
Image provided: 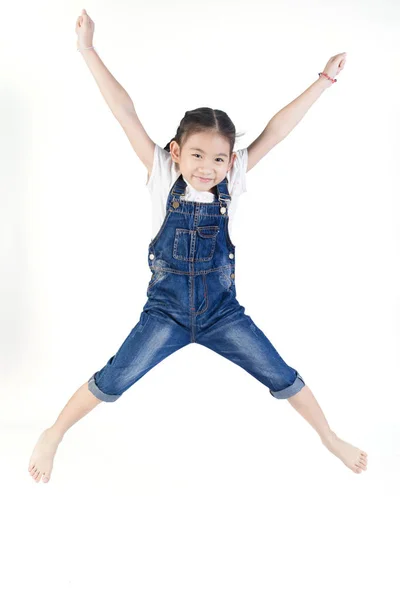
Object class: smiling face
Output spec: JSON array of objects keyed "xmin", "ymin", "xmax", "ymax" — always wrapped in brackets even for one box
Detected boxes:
[{"xmin": 169, "ymin": 130, "xmax": 236, "ymax": 192}]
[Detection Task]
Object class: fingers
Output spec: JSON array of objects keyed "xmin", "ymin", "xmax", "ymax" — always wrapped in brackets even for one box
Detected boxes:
[
  {"xmin": 332, "ymin": 52, "xmax": 347, "ymax": 61},
  {"xmin": 76, "ymin": 8, "xmax": 93, "ymax": 28}
]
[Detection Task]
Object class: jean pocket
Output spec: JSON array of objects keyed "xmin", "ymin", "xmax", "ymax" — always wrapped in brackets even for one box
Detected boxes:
[
  {"xmin": 147, "ymin": 269, "xmax": 168, "ymax": 292},
  {"xmin": 218, "ymin": 271, "xmax": 232, "ymax": 290},
  {"xmin": 173, "ymin": 226, "xmax": 220, "ymax": 262}
]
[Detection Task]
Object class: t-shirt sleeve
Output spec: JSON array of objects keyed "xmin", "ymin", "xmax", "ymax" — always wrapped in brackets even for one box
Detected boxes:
[
  {"xmin": 146, "ymin": 143, "xmax": 176, "ymax": 198},
  {"xmin": 228, "ymin": 148, "xmax": 248, "ymax": 197},
  {"xmin": 145, "ymin": 144, "xmax": 158, "ymax": 192}
]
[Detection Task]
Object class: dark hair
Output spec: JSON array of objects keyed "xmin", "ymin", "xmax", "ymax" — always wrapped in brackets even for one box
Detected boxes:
[{"xmin": 163, "ymin": 107, "xmax": 245, "ymax": 158}]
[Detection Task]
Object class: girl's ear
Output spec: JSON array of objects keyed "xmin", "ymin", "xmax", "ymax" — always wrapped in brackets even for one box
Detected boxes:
[
  {"xmin": 227, "ymin": 152, "xmax": 237, "ymax": 172},
  {"xmin": 170, "ymin": 140, "xmax": 180, "ymax": 163}
]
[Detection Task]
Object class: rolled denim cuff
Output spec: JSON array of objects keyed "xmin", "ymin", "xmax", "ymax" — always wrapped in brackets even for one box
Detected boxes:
[
  {"xmin": 88, "ymin": 373, "xmax": 122, "ymax": 403},
  {"xmin": 269, "ymin": 371, "xmax": 305, "ymax": 400}
]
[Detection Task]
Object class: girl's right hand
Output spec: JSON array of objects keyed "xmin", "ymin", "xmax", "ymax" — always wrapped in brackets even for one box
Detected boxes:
[{"xmin": 75, "ymin": 9, "xmax": 95, "ymax": 51}]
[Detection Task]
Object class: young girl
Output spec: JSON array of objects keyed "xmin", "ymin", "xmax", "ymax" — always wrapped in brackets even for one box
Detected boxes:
[{"xmin": 28, "ymin": 9, "xmax": 368, "ymax": 483}]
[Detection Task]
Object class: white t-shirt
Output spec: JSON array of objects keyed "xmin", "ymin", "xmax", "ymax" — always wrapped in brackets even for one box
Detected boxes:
[{"xmin": 146, "ymin": 144, "xmax": 248, "ymax": 241}]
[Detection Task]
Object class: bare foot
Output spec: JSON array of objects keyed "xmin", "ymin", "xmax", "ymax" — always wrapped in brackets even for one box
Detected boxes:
[
  {"xmin": 28, "ymin": 428, "xmax": 63, "ymax": 483},
  {"xmin": 321, "ymin": 433, "xmax": 368, "ymax": 473}
]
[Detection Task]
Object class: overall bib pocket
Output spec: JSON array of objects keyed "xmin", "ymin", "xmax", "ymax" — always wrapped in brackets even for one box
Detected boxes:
[{"xmin": 173, "ymin": 225, "xmax": 220, "ymax": 262}]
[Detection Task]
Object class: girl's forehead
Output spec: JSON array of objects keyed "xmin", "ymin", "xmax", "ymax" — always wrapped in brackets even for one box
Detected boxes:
[
  {"xmin": 184, "ymin": 135, "xmax": 231, "ymax": 155},
  {"xmin": 186, "ymin": 131, "xmax": 230, "ymax": 145}
]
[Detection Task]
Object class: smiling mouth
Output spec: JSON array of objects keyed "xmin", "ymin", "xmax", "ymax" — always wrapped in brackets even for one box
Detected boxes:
[{"xmin": 197, "ymin": 176, "xmax": 212, "ymax": 181}]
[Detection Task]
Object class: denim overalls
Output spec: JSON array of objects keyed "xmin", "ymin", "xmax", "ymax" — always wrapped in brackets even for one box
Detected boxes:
[{"xmin": 88, "ymin": 174, "xmax": 305, "ymax": 402}]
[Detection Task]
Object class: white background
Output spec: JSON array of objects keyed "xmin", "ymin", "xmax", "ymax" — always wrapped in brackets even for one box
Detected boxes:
[{"xmin": 1, "ymin": 0, "xmax": 399, "ymax": 598}]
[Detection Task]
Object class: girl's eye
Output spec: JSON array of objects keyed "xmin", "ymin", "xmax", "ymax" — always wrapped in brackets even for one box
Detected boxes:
[{"xmin": 192, "ymin": 154, "xmax": 223, "ymax": 163}]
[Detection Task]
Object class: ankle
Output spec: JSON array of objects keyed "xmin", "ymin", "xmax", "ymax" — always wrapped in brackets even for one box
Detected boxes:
[
  {"xmin": 47, "ymin": 425, "xmax": 65, "ymax": 442},
  {"xmin": 320, "ymin": 429, "xmax": 337, "ymax": 446}
]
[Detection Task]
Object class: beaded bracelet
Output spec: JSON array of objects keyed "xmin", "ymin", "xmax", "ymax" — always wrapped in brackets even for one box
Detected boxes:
[
  {"xmin": 77, "ymin": 46, "xmax": 95, "ymax": 52},
  {"xmin": 318, "ymin": 71, "xmax": 337, "ymax": 83}
]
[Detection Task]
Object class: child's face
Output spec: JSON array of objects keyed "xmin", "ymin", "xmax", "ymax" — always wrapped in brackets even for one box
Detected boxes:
[{"xmin": 170, "ymin": 131, "xmax": 236, "ymax": 192}]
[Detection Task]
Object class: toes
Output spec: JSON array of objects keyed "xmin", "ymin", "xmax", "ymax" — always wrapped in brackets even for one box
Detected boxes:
[{"xmin": 43, "ymin": 473, "xmax": 49, "ymax": 483}]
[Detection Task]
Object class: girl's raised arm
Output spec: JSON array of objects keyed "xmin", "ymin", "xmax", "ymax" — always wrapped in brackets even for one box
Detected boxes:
[
  {"xmin": 246, "ymin": 54, "xmax": 347, "ymax": 172},
  {"xmin": 75, "ymin": 9, "xmax": 155, "ymax": 175}
]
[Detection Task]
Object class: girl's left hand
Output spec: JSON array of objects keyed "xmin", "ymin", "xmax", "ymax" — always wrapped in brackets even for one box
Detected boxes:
[{"xmin": 321, "ymin": 52, "xmax": 347, "ymax": 81}]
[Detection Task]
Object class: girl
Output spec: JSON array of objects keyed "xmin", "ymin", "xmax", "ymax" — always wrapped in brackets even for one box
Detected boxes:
[{"xmin": 28, "ymin": 9, "xmax": 368, "ymax": 483}]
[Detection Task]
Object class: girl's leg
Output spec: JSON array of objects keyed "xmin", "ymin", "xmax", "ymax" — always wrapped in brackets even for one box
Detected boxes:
[
  {"xmin": 287, "ymin": 385, "xmax": 368, "ymax": 473},
  {"xmin": 197, "ymin": 313, "xmax": 368, "ymax": 474},
  {"xmin": 28, "ymin": 381, "xmax": 102, "ymax": 483},
  {"xmin": 29, "ymin": 311, "xmax": 191, "ymax": 483}
]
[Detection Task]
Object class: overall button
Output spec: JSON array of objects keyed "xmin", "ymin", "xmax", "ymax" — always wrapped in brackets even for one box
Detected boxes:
[
  {"xmin": 220, "ymin": 206, "xmax": 226, "ymax": 214},
  {"xmin": 229, "ymin": 253, "xmax": 234, "ymax": 259},
  {"xmin": 149, "ymin": 253, "xmax": 155, "ymax": 260},
  {"xmin": 231, "ymin": 273, "xmax": 235, "ymax": 279},
  {"xmin": 172, "ymin": 200, "xmax": 180, "ymax": 208}
]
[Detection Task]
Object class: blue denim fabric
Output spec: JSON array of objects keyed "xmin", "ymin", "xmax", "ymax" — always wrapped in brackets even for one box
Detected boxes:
[{"xmin": 88, "ymin": 174, "xmax": 306, "ymax": 402}]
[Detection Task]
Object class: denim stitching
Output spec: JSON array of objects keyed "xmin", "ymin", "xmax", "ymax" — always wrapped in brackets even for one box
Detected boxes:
[
  {"xmin": 195, "ymin": 273, "xmax": 209, "ymax": 316},
  {"xmin": 150, "ymin": 264, "xmax": 233, "ymax": 275},
  {"xmin": 147, "ymin": 270, "xmax": 168, "ymax": 291},
  {"xmin": 150, "ymin": 210, "xmax": 173, "ymax": 248},
  {"xmin": 172, "ymin": 228, "xmax": 220, "ymax": 262}
]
